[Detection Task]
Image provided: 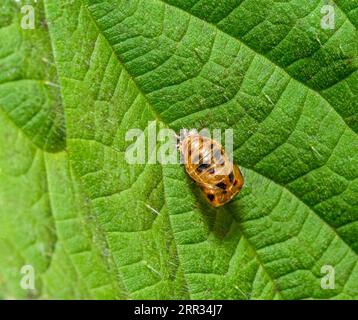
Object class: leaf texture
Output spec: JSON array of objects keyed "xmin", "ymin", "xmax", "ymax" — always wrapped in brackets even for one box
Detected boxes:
[{"xmin": 0, "ymin": 0, "xmax": 357, "ymax": 299}]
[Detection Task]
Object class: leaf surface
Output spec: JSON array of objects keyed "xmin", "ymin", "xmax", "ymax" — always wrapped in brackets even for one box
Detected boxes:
[{"xmin": 0, "ymin": 0, "xmax": 357, "ymax": 299}]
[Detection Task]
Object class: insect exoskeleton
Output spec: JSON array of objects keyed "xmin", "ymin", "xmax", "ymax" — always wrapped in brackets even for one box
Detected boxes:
[{"xmin": 179, "ymin": 130, "xmax": 244, "ymax": 207}]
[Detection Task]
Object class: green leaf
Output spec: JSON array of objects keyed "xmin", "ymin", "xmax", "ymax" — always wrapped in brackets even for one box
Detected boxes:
[
  {"xmin": 0, "ymin": 0, "xmax": 65, "ymax": 152},
  {"xmin": 0, "ymin": 0, "xmax": 357, "ymax": 299}
]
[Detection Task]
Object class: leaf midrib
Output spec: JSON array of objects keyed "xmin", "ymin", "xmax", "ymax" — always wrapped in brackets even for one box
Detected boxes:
[{"xmin": 38, "ymin": 1, "xmax": 131, "ymax": 299}]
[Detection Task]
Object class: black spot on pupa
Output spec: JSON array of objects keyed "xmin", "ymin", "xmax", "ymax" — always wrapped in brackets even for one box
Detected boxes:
[
  {"xmin": 207, "ymin": 194, "xmax": 215, "ymax": 202},
  {"xmin": 208, "ymin": 168, "xmax": 215, "ymax": 174},
  {"xmin": 196, "ymin": 163, "xmax": 210, "ymax": 172},
  {"xmin": 216, "ymin": 182, "xmax": 226, "ymax": 190},
  {"xmin": 228, "ymin": 171, "xmax": 234, "ymax": 183},
  {"xmin": 234, "ymin": 180, "xmax": 238, "ymax": 186}
]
